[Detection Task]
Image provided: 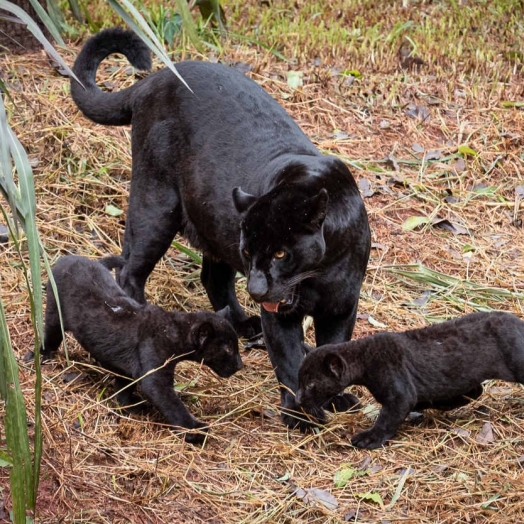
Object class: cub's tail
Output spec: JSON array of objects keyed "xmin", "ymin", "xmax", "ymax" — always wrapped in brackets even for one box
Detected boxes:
[
  {"xmin": 99, "ymin": 254, "xmax": 125, "ymax": 271},
  {"xmin": 70, "ymin": 27, "xmax": 152, "ymax": 126}
]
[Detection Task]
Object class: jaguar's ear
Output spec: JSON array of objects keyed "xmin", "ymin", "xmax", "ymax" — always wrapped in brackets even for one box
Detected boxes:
[
  {"xmin": 215, "ymin": 305, "xmax": 233, "ymax": 322},
  {"xmin": 233, "ymin": 187, "xmax": 257, "ymax": 214},
  {"xmin": 324, "ymin": 351, "xmax": 346, "ymax": 381},
  {"xmin": 306, "ymin": 188, "xmax": 329, "ymax": 230}
]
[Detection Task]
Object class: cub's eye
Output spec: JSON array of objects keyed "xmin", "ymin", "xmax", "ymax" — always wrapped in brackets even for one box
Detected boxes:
[
  {"xmin": 242, "ymin": 248, "xmax": 251, "ymax": 258},
  {"xmin": 274, "ymin": 250, "xmax": 286, "ymax": 259}
]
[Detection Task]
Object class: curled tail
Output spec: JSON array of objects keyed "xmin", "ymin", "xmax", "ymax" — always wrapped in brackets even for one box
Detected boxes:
[
  {"xmin": 99, "ymin": 254, "xmax": 125, "ymax": 271},
  {"xmin": 71, "ymin": 27, "xmax": 152, "ymax": 126}
]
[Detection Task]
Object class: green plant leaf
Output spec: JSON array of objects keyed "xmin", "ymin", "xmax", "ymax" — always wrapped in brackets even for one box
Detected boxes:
[
  {"xmin": 402, "ymin": 216, "xmax": 429, "ymax": 231},
  {"xmin": 501, "ymin": 101, "xmax": 524, "ymax": 108},
  {"xmin": 173, "ymin": 0, "xmax": 204, "ymax": 52},
  {"xmin": 287, "ymin": 70, "xmax": 303, "ymax": 89},
  {"xmin": 334, "ymin": 467, "xmax": 356, "ymax": 487},
  {"xmin": 357, "ymin": 491, "xmax": 384, "ymax": 508},
  {"xmin": 171, "ymin": 240, "xmax": 202, "ymax": 264},
  {"xmin": 342, "ymin": 69, "xmax": 362, "ymax": 78},
  {"xmin": 105, "ymin": 204, "xmax": 124, "ymax": 217},
  {"xmin": 458, "ymin": 144, "xmax": 478, "ymax": 156}
]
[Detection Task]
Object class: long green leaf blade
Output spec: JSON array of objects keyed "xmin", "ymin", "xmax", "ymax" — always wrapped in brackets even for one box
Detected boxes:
[
  {"xmin": 174, "ymin": 0, "xmax": 204, "ymax": 52},
  {"xmin": 27, "ymin": 0, "xmax": 64, "ymax": 45},
  {"xmin": 106, "ymin": 0, "xmax": 193, "ymax": 92},
  {"xmin": 0, "ymin": 297, "xmax": 33, "ymax": 522}
]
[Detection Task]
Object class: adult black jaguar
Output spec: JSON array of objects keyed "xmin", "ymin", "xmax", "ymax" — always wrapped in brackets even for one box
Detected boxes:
[{"xmin": 70, "ymin": 27, "xmax": 371, "ymax": 430}]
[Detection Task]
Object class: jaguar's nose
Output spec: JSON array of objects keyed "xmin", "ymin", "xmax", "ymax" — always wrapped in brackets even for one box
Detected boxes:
[{"xmin": 247, "ymin": 269, "xmax": 269, "ymax": 301}]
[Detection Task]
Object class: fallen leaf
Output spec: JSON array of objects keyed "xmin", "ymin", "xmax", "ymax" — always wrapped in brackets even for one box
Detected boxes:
[
  {"xmin": 452, "ymin": 427, "xmax": 470, "ymax": 438},
  {"xmin": 105, "ymin": 204, "xmax": 124, "ymax": 217},
  {"xmin": 384, "ymin": 154, "xmax": 400, "ymax": 171},
  {"xmin": 451, "ymin": 158, "xmax": 466, "ymax": 172},
  {"xmin": 515, "ymin": 185, "xmax": 524, "ymax": 198},
  {"xmin": 405, "ymin": 103, "xmax": 430, "ymax": 121},
  {"xmin": 275, "ymin": 473, "xmax": 290, "ymax": 482},
  {"xmin": 412, "ymin": 143, "xmax": 424, "ymax": 153},
  {"xmin": 476, "ymin": 421, "xmax": 495, "ymax": 445},
  {"xmin": 334, "ymin": 467, "xmax": 356, "ymax": 487},
  {"xmin": 368, "ymin": 315, "xmax": 387, "ymax": 328},
  {"xmin": 444, "ymin": 194, "xmax": 460, "ymax": 204},
  {"xmin": 0, "ymin": 452, "xmax": 13, "ymax": 468},
  {"xmin": 431, "ymin": 218, "xmax": 469, "ymax": 235},
  {"xmin": 425, "ymin": 150, "xmax": 441, "ymax": 160},
  {"xmin": 358, "ymin": 178, "xmax": 374, "ymax": 198},
  {"xmin": 402, "ymin": 290, "xmax": 431, "ymax": 308},
  {"xmin": 287, "ymin": 70, "xmax": 303, "ymax": 89},
  {"xmin": 295, "ymin": 487, "xmax": 338, "ymax": 510},
  {"xmin": 357, "ymin": 491, "xmax": 385, "ymax": 509},
  {"xmin": 332, "ymin": 130, "xmax": 349, "ymax": 140},
  {"xmin": 363, "ymin": 404, "xmax": 380, "ymax": 420},
  {"xmin": 458, "ymin": 144, "xmax": 478, "ymax": 156},
  {"xmin": 344, "ymin": 509, "xmax": 360, "ymax": 521},
  {"xmin": 402, "ymin": 216, "xmax": 430, "ymax": 231},
  {"xmin": 61, "ymin": 372, "xmax": 86, "ymax": 384},
  {"xmin": 342, "ymin": 69, "xmax": 362, "ymax": 78}
]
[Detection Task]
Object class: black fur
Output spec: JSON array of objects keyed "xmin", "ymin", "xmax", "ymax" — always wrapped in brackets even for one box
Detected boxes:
[
  {"xmin": 40, "ymin": 255, "xmax": 243, "ymax": 444},
  {"xmin": 297, "ymin": 312, "xmax": 524, "ymax": 449},
  {"xmin": 70, "ymin": 28, "xmax": 370, "ymax": 430}
]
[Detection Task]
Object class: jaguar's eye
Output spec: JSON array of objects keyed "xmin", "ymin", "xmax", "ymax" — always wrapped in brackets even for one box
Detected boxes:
[
  {"xmin": 274, "ymin": 250, "xmax": 286, "ymax": 259},
  {"xmin": 243, "ymin": 248, "xmax": 250, "ymax": 258}
]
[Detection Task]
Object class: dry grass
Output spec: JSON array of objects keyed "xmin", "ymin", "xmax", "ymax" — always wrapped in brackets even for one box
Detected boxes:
[{"xmin": 1, "ymin": 1, "xmax": 524, "ymax": 522}]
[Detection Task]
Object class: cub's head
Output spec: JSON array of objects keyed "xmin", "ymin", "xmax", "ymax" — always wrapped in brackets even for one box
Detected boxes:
[
  {"xmin": 188, "ymin": 307, "xmax": 243, "ymax": 378},
  {"xmin": 233, "ymin": 183, "xmax": 328, "ymax": 315},
  {"xmin": 296, "ymin": 348, "xmax": 348, "ymax": 409}
]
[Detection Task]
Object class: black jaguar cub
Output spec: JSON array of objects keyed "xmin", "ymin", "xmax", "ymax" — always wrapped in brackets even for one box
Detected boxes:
[
  {"xmin": 70, "ymin": 28, "xmax": 370, "ymax": 430},
  {"xmin": 41, "ymin": 255, "xmax": 242, "ymax": 444},
  {"xmin": 297, "ymin": 312, "xmax": 524, "ymax": 449}
]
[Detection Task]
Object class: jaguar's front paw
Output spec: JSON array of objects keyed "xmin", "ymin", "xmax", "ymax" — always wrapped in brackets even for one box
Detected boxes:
[
  {"xmin": 324, "ymin": 392, "xmax": 361, "ymax": 413},
  {"xmin": 182, "ymin": 421, "xmax": 209, "ymax": 445},
  {"xmin": 351, "ymin": 428, "xmax": 389, "ymax": 449}
]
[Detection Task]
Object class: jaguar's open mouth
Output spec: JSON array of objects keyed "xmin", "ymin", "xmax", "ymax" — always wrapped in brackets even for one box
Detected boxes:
[{"xmin": 262, "ymin": 289, "xmax": 295, "ymax": 313}]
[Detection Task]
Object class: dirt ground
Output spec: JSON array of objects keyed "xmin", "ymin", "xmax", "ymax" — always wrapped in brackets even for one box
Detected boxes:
[{"xmin": 1, "ymin": 1, "xmax": 524, "ymax": 522}]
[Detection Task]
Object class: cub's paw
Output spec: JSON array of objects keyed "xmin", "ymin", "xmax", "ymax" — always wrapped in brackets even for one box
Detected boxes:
[
  {"xmin": 235, "ymin": 316, "xmax": 262, "ymax": 339},
  {"xmin": 323, "ymin": 393, "xmax": 360, "ymax": 413},
  {"xmin": 183, "ymin": 421, "xmax": 209, "ymax": 445},
  {"xmin": 24, "ymin": 346, "xmax": 53, "ymax": 363},
  {"xmin": 351, "ymin": 428, "xmax": 389, "ymax": 450},
  {"xmin": 281, "ymin": 400, "xmax": 326, "ymax": 433}
]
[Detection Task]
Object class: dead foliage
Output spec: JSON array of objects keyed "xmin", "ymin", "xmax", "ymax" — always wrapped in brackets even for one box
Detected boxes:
[{"xmin": 1, "ymin": 1, "xmax": 524, "ymax": 522}]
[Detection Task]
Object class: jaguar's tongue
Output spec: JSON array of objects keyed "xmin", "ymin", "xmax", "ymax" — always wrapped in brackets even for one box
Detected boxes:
[{"xmin": 262, "ymin": 302, "xmax": 280, "ymax": 313}]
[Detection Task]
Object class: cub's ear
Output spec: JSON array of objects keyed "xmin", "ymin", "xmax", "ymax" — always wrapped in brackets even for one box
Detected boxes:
[
  {"xmin": 306, "ymin": 188, "xmax": 329, "ymax": 230},
  {"xmin": 324, "ymin": 351, "xmax": 346, "ymax": 381},
  {"xmin": 232, "ymin": 187, "xmax": 257, "ymax": 214},
  {"xmin": 215, "ymin": 305, "xmax": 233, "ymax": 322}
]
